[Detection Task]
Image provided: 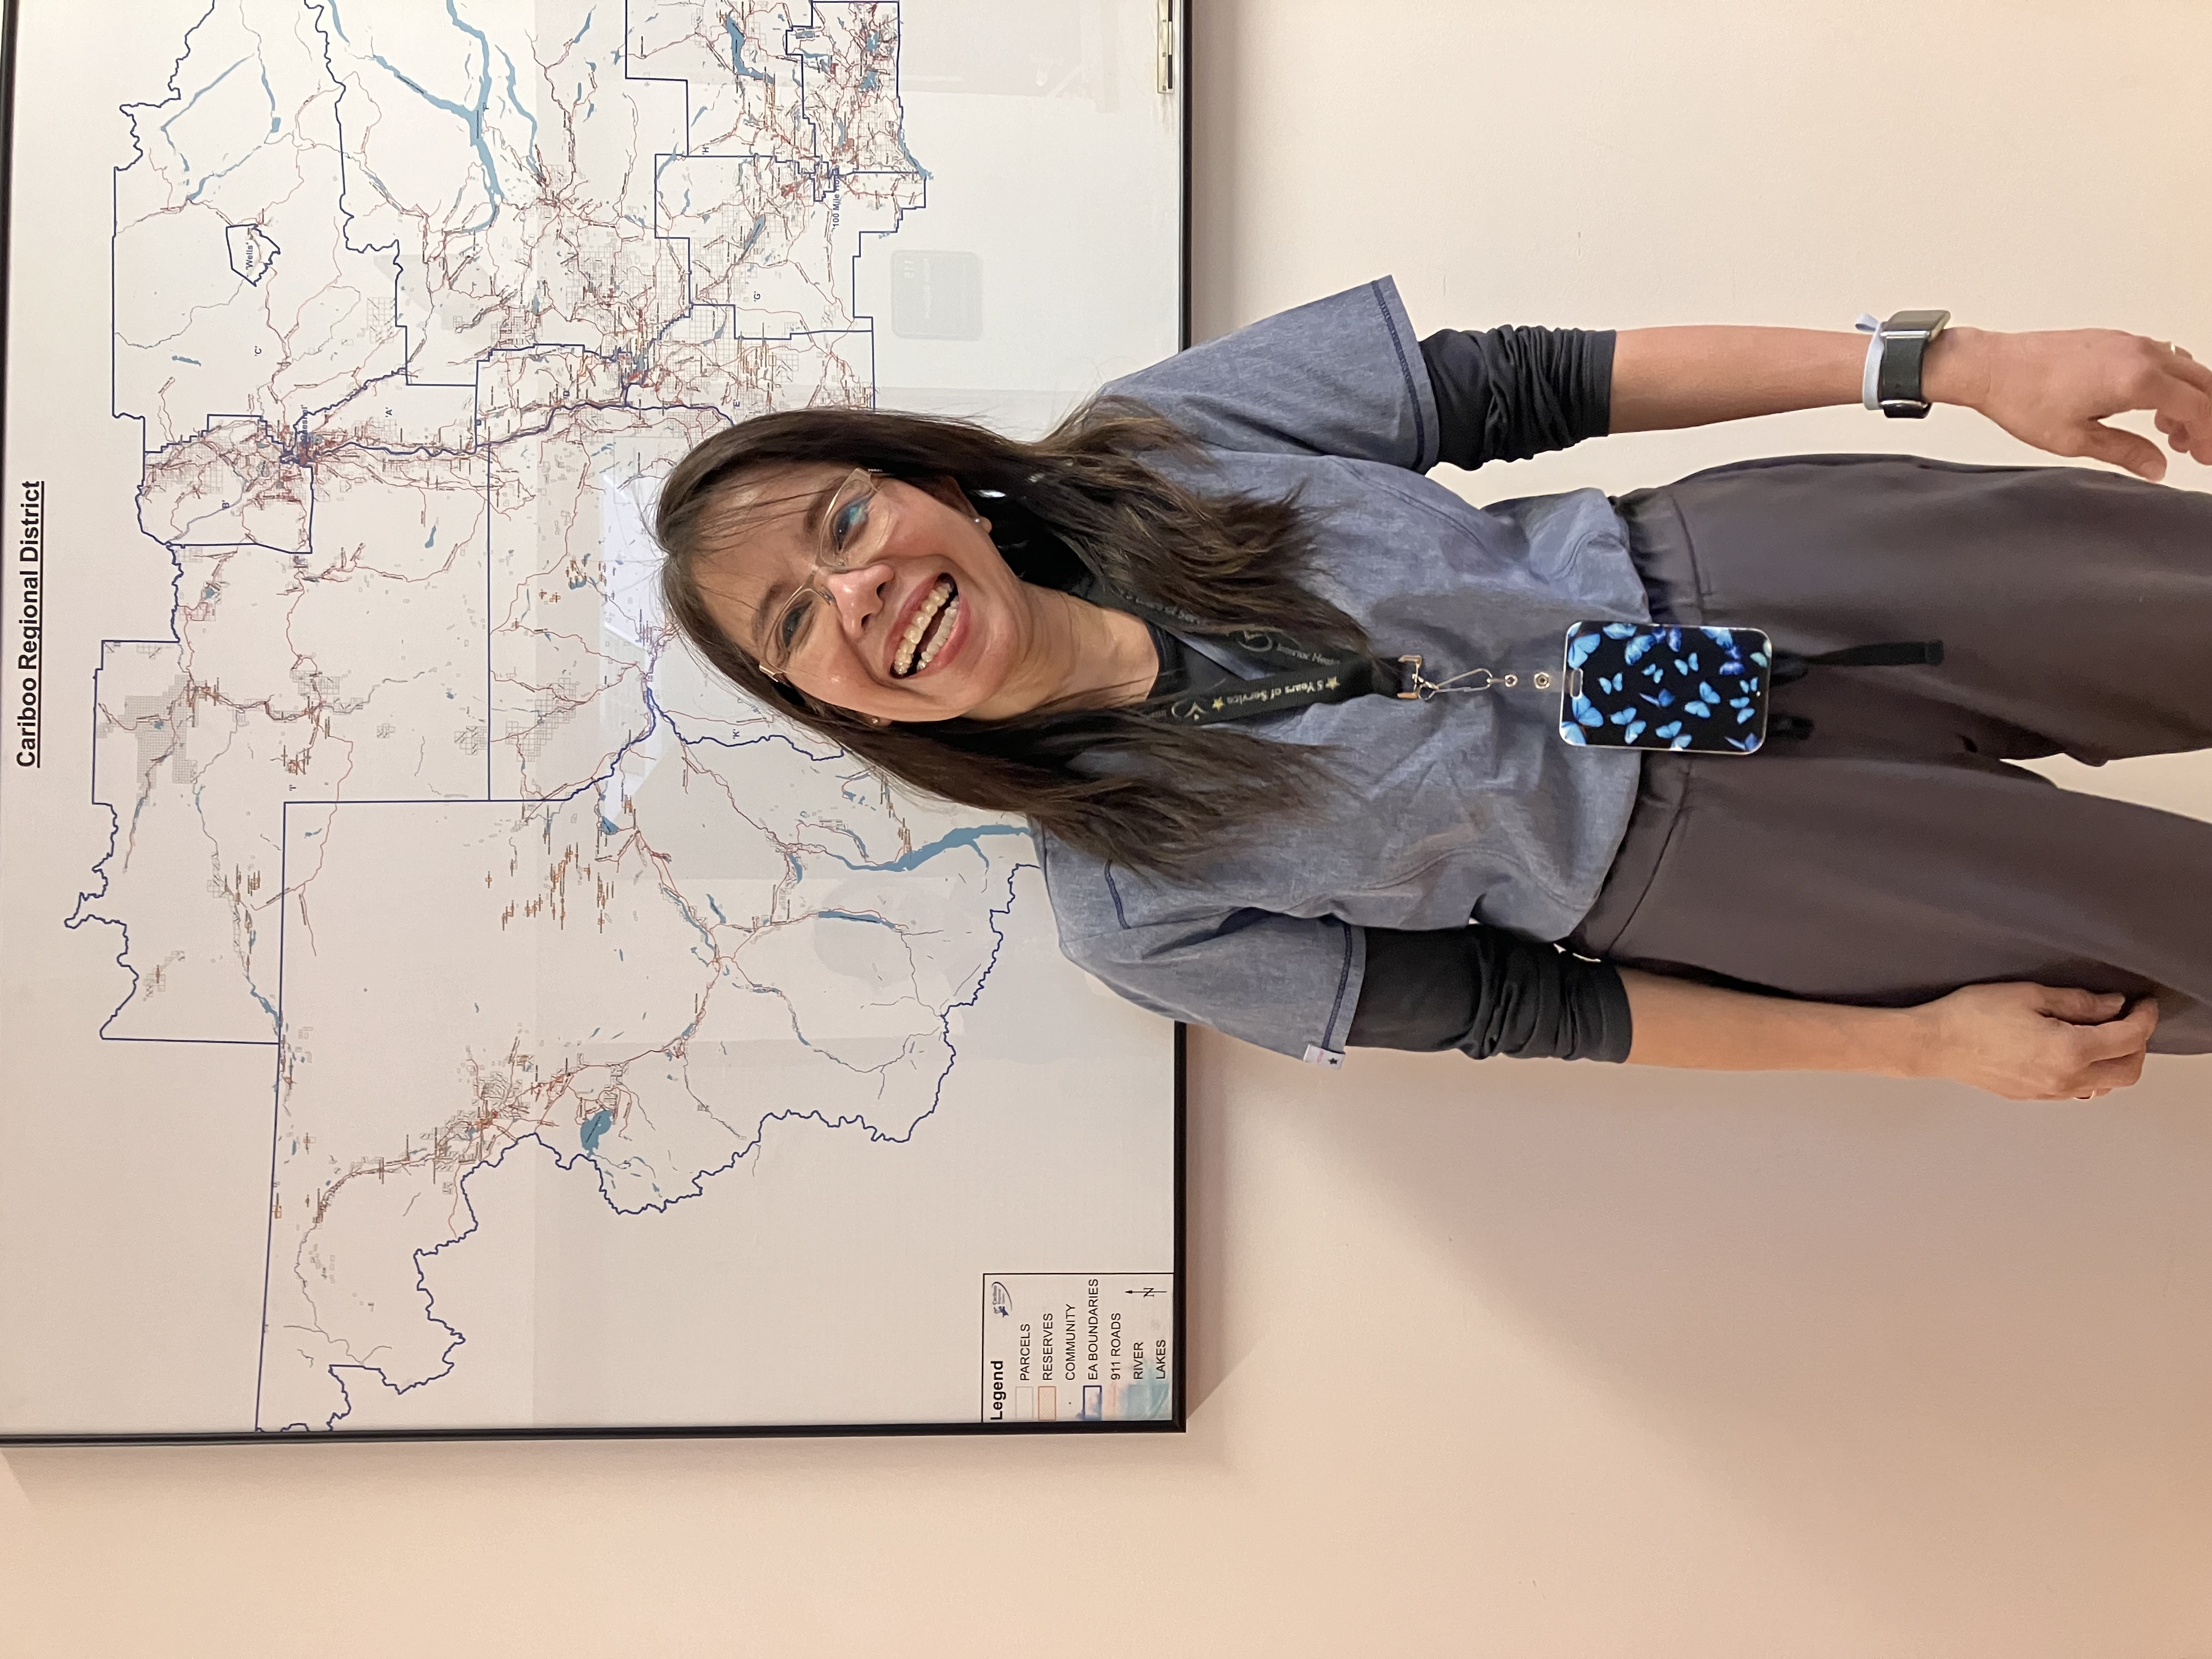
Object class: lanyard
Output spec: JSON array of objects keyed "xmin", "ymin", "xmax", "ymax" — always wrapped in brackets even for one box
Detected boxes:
[
  {"xmin": 1069, "ymin": 562, "xmax": 1370, "ymax": 723},
  {"xmin": 1042, "ymin": 522, "xmax": 1943, "ymax": 733},
  {"xmin": 1154, "ymin": 652, "xmax": 1559, "ymax": 725},
  {"xmin": 1162, "ymin": 654, "xmax": 1395, "ymax": 725},
  {"xmin": 1075, "ymin": 554, "xmax": 1560, "ymax": 726},
  {"xmin": 1087, "ymin": 558, "xmax": 1944, "ymax": 738}
]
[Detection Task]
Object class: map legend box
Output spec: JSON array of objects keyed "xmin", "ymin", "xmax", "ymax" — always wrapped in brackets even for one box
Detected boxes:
[{"xmin": 981, "ymin": 1273, "xmax": 1174, "ymax": 1425}]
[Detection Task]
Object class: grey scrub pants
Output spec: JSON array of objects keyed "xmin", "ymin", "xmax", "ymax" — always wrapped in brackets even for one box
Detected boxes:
[{"xmin": 1568, "ymin": 453, "xmax": 2212, "ymax": 1054}]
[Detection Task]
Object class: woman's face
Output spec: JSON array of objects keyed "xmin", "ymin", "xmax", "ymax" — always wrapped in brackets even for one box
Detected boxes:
[{"xmin": 693, "ymin": 464, "xmax": 1043, "ymax": 723}]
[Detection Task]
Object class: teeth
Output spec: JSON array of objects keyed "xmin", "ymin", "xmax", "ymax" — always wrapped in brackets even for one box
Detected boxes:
[
  {"xmin": 916, "ymin": 595, "xmax": 960, "ymax": 671},
  {"xmin": 893, "ymin": 577, "xmax": 955, "ymax": 676}
]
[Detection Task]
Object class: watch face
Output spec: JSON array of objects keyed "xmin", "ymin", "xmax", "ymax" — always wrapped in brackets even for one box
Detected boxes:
[{"xmin": 1885, "ymin": 308, "xmax": 1951, "ymax": 336}]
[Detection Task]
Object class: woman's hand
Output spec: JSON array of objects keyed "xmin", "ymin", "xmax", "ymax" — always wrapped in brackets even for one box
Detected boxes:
[
  {"xmin": 1901, "ymin": 982, "xmax": 2160, "ymax": 1101},
  {"xmin": 1946, "ymin": 326, "xmax": 2212, "ymax": 483},
  {"xmin": 1618, "ymin": 968, "xmax": 2162, "ymax": 1099}
]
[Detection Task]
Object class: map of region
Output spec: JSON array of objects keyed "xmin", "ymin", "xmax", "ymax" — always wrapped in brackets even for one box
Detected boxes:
[{"xmin": 69, "ymin": 0, "xmax": 1079, "ymax": 1431}]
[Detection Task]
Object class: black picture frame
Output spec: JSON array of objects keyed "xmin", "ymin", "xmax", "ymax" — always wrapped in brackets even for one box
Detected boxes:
[{"xmin": 0, "ymin": 0, "xmax": 1191, "ymax": 1449}]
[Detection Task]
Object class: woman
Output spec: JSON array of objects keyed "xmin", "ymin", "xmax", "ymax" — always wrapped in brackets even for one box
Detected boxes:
[{"xmin": 653, "ymin": 279, "xmax": 2212, "ymax": 1101}]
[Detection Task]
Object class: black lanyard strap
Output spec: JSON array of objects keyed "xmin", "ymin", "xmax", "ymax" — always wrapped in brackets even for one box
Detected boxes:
[
  {"xmin": 1162, "ymin": 656, "xmax": 1398, "ymax": 726},
  {"xmin": 1076, "ymin": 559, "xmax": 1399, "ymax": 724}
]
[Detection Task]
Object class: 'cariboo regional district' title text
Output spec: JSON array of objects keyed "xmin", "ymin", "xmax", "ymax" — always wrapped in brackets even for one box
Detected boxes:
[{"xmin": 15, "ymin": 480, "xmax": 41, "ymax": 768}]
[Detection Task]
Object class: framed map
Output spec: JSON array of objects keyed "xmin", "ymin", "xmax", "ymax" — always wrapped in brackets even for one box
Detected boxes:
[{"xmin": 0, "ymin": 0, "xmax": 1186, "ymax": 1441}]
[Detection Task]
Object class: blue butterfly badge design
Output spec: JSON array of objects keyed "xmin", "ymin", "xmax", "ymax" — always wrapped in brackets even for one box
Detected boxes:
[{"xmin": 1557, "ymin": 623, "xmax": 1770, "ymax": 753}]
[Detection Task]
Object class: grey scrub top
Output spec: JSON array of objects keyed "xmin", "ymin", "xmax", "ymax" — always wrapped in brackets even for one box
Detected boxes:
[{"xmin": 1036, "ymin": 276, "xmax": 1649, "ymax": 1065}]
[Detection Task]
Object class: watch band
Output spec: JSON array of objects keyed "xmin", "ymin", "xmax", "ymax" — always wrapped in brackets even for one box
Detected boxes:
[{"xmin": 1854, "ymin": 309, "xmax": 1952, "ymax": 419}]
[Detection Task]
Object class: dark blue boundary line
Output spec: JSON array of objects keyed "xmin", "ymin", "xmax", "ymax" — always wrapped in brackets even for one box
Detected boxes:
[
  {"xmin": 251, "ymin": 0, "xmax": 974, "ymax": 1434},
  {"xmin": 248, "ymin": 0, "xmax": 941, "ymax": 1430},
  {"xmin": 259, "ymin": 827, "xmax": 1036, "ymax": 1431},
  {"xmin": 66, "ymin": 2, "xmax": 294, "ymax": 1049}
]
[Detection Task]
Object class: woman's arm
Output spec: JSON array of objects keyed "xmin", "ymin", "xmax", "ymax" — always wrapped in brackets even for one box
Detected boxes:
[
  {"xmin": 1619, "ymin": 967, "xmax": 2160, "ymax": 1100},
  {"xmin": 1609, "ymin": 321, "xmax": 2212, "ymax": 484},
  {"xmin": 1608, "ymin": 324, "xmax": 1990, "ymax": 433}
]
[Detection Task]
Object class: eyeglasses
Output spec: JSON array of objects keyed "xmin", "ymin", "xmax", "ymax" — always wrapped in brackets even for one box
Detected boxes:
[{"xmin": 758, "ymin": 468, "xmax": 881, "ymax": 678}]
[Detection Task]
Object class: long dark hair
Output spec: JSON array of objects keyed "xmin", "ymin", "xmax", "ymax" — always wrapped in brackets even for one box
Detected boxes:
[{"xmin": 654, "ymin": 398, "xmax": 1366, "ymax": 876}]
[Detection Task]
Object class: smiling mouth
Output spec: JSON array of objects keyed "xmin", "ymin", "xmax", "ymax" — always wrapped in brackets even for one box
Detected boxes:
[{"xmin": 892, "ymin": 575, "xmax": 960, "ymax": 678}]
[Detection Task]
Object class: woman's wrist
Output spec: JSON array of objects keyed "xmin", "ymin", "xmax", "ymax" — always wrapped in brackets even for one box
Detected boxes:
[
  {"xmin": 1870, "ymin": 1002, "xmax": 1943, "ymax": 1080},
  {"xmin": 1619, "ymin": 966, "xmax": 1933, "ymax": 1078},
  {"xmin": 1791, "ymin": 1001, "xmax": 1938, "ymax": 1080},
  {"xmin": 1921, "ymin": 323, "xmax": 1995, "ymax": 413}
]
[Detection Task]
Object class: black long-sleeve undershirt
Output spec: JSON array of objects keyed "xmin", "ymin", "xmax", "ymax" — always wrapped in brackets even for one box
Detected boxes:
[
  {"xmin": 1419, "ymin": 325, "xmax": 1616, "ymax": 470},
  {"xmin": 1347, "ymin": 926, "xmax": 1634, "ymax": 1062}
]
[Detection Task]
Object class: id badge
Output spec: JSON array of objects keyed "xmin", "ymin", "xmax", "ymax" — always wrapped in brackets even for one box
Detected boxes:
[{"xmin": 1559, "ymin": 622, "xmax": 1773, "ymax": 754}]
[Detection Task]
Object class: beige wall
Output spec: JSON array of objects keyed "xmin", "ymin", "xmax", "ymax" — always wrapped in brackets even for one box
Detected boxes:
[{"xmin": 7, "ymin": 3, "xmax": 2210, "ymax": 1652}]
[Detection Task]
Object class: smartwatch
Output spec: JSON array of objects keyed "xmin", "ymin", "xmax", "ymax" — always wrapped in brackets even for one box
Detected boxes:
[{"xmin": 1857, "ymin": 308, "xmax": 1951, "ymax": 419}]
